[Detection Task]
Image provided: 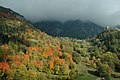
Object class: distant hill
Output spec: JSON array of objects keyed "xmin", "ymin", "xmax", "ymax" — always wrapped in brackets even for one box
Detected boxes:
[
  {"xmin": 34, "ymin": 20, "xmax": 104, "ymax": 39},
  {"xmin": 97, "ymin": 29, "xmax": 120, "ymax": 53},
  {"xmin": 115, "ymin": 25, "xmax": 120, "ymax": 29},
  {"xmin": 34, "ymin": 21, "xmax": 62, "ymax": 36}
]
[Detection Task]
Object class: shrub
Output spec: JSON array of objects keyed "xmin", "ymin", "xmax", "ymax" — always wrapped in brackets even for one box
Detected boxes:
[{"xmin": 98, "ymin": 63, "xmax": 112, "ymax": 80}]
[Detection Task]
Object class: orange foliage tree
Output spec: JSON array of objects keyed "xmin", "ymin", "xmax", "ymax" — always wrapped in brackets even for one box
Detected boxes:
[
  {"xmin": 43, "ymin": 47, "xmax": 54, "ymax": 58},
  {"xmin": 49, "ymin": 61, "xmax": 54, "ymax": 70},
  {"xmin": 0, "ymin": 62, "xmax": 10, "ymax": 72}
]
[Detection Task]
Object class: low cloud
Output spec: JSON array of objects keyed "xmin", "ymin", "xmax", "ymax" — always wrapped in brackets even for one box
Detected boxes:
[{"xmin": 0, "ymin": 0, "xmax": 120, "ymax": 26}]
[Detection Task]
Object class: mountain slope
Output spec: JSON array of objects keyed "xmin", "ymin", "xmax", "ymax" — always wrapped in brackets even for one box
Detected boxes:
[
  {"xmin": 0, "ymin": 6, "xmax": 81, "ymax": 80},
  {"xmin": 97, "ymin": 29, "xmax": 120, "ymax": 53},
  {"xmin": 115, "ymin": 25, "xmax": 120, "ymax": 29},
  {"xmin": 34, "ymin": 20, "xmax": 104, "ymax": 39}
]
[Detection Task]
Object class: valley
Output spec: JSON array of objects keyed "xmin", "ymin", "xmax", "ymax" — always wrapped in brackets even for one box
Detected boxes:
[{"xmin": 0, "ymin": 6, "xmax": 120, "ymax": 80}]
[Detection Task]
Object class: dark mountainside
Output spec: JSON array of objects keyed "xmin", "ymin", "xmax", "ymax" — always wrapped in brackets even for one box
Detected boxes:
[
  {"xmin": 34, "ymin": 20, "xmax": 104, "ymax": 39},
  {"xmin": 115, "ymin": 25, "xmax": 120, "ymax": 29},
  {"xmin": 0, "ymin": 6, "xmax": 120, "ymax": 80}
]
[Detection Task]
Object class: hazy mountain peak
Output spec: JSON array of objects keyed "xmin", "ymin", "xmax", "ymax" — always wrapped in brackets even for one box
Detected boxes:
[{"xmin": 34, "ymin": 20, "xmax": 104, "ymax": 39}]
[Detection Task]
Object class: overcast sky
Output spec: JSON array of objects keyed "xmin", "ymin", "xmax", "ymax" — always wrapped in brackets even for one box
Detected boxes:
[{"xmin": 0, "ymin": 0, "xmax": 120, "ymax": 26}]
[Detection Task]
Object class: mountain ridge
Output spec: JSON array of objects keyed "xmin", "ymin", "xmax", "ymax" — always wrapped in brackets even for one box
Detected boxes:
[{"xmin": 34, "ymin": 20, "xmax": 104, "ymax": 39}]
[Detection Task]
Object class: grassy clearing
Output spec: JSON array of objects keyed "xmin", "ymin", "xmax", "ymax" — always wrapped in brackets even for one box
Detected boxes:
[
  {"xmin": 77, "ymin": 63, "xmax": 98, "ymax": 80},
  {"xmin": 112, "ymin": 78, "xmax": 120, "ymax": 80},
  {"xmin": 78, "ymin": 73, "xmax": 98, "ymax": 80}
]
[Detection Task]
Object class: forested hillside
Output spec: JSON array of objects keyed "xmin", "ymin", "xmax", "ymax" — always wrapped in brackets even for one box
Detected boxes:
[{"xmin": 0, "ymin": 6, "xmax": 120, "ymax": 80}]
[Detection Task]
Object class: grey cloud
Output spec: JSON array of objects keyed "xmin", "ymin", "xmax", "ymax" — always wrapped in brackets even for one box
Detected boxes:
[{"xmin": 0, "ymin": 0, "xmax": 120, "ymax": 26}]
